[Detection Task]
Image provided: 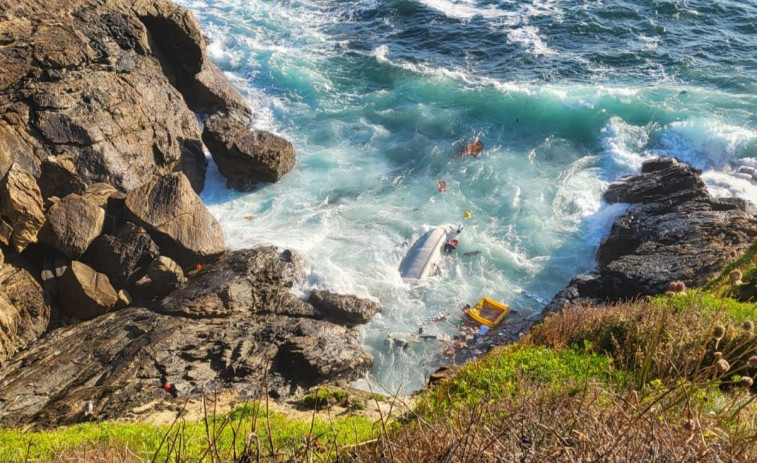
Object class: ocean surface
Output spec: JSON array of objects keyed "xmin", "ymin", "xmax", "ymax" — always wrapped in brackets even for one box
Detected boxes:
[{"xmin": 177, "ymin": 0, "xmax": 757, "ymax": 394}]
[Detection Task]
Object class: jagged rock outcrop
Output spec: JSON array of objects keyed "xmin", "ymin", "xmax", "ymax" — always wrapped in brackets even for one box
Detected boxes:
[
  {"xmin": 81, "ymin": 223, "xmax": 159, "ymax": 288},
  {"xmin": 0, "ymin": 248, "xmax": 372, "ymax": 428},
  {"xmin": 308, "ymin": 290, "xmax": 382, "ymax": 326},
  {"xmin": 202, "ymin": 115, "xmax": 296, "ymax": 191},
  {"xmin": 0, "ymin": 166, "xmax": 45, "ymax": 252},
  {"xmin": 57, "ymin": 261, "xmax": 119, "ymax": 321},
  {"xmin": 0, "ymin": 257, "xmax": 51, "ymax": 365},
  {"xmin": 157, "ymin": 247, "xmax": 305, "ymax": 318},
  {"xmin": 0, "ymin": 0, "xmax": 257, "ymax": 196},
  {"xmin": 132, "ymin": 0, "xmax": 251, "ymax": 121},
  {"xmin": 38, "ymin": 193, "xmax": 105, "ymax": 259},
  {"xmin": 124, "ymin": 172, "xmax": 224, "ymax": 270},
  {"xmin": 547, "ymin": 158, "xmax": 757, "ymax": 311}
]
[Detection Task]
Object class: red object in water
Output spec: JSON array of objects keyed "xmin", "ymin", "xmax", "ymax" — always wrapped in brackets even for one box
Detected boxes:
[
  {"xmin": 195, "ymin": 263, "xmax": 202, "ymax": 271},
  {"xmin": 437, "ymin": 180, "xmax": 447, "ymax": 192},
  {"xmin": 450, "ymin": 239, "xmax": 459, "ymax": 247}
]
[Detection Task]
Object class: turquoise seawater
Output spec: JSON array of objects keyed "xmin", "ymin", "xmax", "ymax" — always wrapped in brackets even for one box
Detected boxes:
[{"xmin": 177, "ymin": 0, "xmax": 757, "ymax": 393}]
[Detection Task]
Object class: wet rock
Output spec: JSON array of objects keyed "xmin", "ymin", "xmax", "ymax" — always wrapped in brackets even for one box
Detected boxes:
[
  {"xmin": 603, "ymin": 160, "xmax": 707, "ymax": 205},
  {"xmin": 0, "ymin": 166, "xmax": 45, "ymax": 253},
  {"xmin": 124, "ymin": 173, "xmax": 224, "ymax": 270},
  {"xmin": 0, "ymin": 257, "xmax": 51, "ymax": 365},
  {"xmin": 81, "ymin": 222, "xmax": 159, "ymax": 288},
  {"xmin": 202, "ymin": 115, "xmax": 295, "ymax": 191},
  {"xmin": 308, "ymin": 290, "xmax": 381, "ymax": 326},
  {"xmin": 546, "ymin": 158, "xmax": 757, "ymax": 311},
  {"xmin": 640, "ymin": 157, "xmax": 680, "ymax": 174},
  {"xmin": 57, "ymin": 261, "xmax": 119, "ymax": 321},
  {"xmin": 38, "ymin": 193, "xmax": 105, "ymax": 259}
]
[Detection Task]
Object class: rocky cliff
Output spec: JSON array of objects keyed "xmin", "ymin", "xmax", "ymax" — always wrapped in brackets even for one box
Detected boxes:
[
  {"xmin": 547, "ymin": 158, "xmax": 757, "ymax": 311},
  {"xmin": 0, "ymin": 0, "xmax": 372, "ymax": 428}
]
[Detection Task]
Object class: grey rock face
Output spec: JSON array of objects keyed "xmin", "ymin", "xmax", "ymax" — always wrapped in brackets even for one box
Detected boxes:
[
  {"xmin": 157, "ymin": 247, "xmax": 304, "ymax": 318},
  {"xmin": 0, "ymin": 248, "xmax": 372, "ymax": 428},
  {"xmin": 308, "ymin": 290, "xmax": 382, "ymax": 326}
]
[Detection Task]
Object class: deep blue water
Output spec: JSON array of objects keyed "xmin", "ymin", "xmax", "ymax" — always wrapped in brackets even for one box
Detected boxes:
[{"xmin": 178, "ymin": 0, "xmax": 757, "ymax": 393}]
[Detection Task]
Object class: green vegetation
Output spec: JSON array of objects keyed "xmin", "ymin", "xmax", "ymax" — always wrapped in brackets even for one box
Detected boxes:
[
  {"xmin": 0, "ymin": 402, "xmax": 380, "ymax": 462},
  {"xmin": 297, "ymin": 388, "xmax": 350, "ymax": 409},
  {"xmin": 417, "ymin": 344, "xmax": 622, "ymax": 413}
]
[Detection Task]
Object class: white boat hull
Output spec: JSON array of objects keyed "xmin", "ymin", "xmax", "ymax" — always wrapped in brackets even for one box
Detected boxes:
[{"xmin": 399, "ymin": 227, "xmax": 448, "ymax": 283}]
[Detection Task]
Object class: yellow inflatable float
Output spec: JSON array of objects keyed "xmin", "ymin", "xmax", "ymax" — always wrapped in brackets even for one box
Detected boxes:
[{"xmin": 465, "ymin": 297, "xmax": 509, "ymax": 328}]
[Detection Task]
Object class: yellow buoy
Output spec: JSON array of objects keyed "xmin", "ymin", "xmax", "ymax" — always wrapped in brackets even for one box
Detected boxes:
[{"xmin": 463, "ymin": 211, "xmax": 472, "ymax": 219}]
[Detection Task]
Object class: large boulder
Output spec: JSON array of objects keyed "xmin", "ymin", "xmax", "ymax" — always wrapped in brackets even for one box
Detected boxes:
[
  {"xmin": 269, "ymin": 317, "xmax": 373, "ymax": 389},
  {"xmin": 202, "ymin": 115, "xmax": 295, "ymax": 191},
  {"xmin": 81, "ymin": 222, "xmax": 159, "ymax": 288},
  {"xmin": 38, "ymin": 193, "xmax": 105, "ymax": 259},
  {"xmin": 603, "ymin": 158, "xmax": 707, "ymax": 205},
  {"xmin": 0, "ymin": 258, "xmax": 51, "ymax": 365},
  {"xmin": 546, "ymin": 158, "xmax": 757, "ymax": 311},
  {"xmin": 146, "ymin": 255, "xmax": 185, "ymax": 294},
  {"xmin": 157, "ymin": 247, "xmax": 306, "ymax": 318},
  {"xmin": 57, "ymin": 261, "xmax": 119, "ymax": 321},
  {"xmin": 124, "ymin": 173, "xmax": 224, "ymax": 269},
  {"xmin": 0, "ymin": 248, "xmax": 372, "ymax": 428},
  {"xmin": 308, "ymin": 290, "xmax": 381, "ymax": 326},
  {"xmin": 0, "ymin": 166, "xmax": 45, "ymax": 253}
]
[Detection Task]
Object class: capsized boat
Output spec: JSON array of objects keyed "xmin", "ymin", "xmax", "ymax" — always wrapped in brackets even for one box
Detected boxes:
[{"xmin": 399, "ymin": 226, "xmax": 454, "ymax": 283}]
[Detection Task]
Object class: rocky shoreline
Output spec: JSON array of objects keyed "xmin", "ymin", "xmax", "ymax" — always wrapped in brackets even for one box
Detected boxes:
[
  {"xmin": 2, "ymin": 0, "xmax": 756, "ymax": 432},
  {"xmin": 546, "ymin": 157, "xmax": 757, "ymax": 312},
  {"xmin": 0, "ymin": 0, "xmax": 373, "ymax": 428}
]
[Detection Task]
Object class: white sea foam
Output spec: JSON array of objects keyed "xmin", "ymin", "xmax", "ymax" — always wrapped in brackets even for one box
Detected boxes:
[
  {"xmin": 652, "ymin": 119, "xmax": 757, "ymax": 170},
  {"xmin": 416, "ymin": 0, "xmax": 514, "ymax": 20},
  {"xmin": 507, "ymin": 26, "xmax": 557, "ymax": 56},
  {"xmin": 600, "ymin": 117, "xmax": 651, "ymax": 172}
]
